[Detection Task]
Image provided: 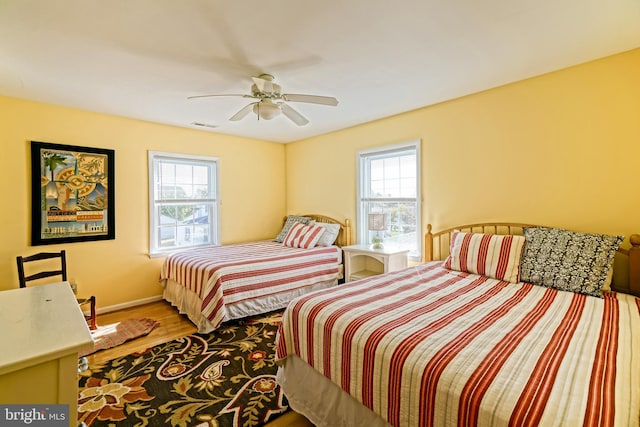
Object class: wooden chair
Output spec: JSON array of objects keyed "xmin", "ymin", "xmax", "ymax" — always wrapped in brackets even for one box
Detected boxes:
[{"xmin": 16, "ymin": 250, "xmax": 97, "ymax": 330}]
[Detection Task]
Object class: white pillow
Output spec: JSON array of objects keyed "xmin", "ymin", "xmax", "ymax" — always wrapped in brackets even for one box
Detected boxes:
[{"xmin": 312, "ymin": 222, "xmax": 341, "ymax": 247}]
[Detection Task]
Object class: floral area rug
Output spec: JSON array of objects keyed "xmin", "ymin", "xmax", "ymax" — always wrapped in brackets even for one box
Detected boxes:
[{"xmin": 77, "ymin": 310, "xmax": 288, "ymax": 427}]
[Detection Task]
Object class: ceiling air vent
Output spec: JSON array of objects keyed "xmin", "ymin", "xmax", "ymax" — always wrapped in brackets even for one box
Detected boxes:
[{"xmin": 191, "ymin": 122, "xmax": 218, "ymax": 129}]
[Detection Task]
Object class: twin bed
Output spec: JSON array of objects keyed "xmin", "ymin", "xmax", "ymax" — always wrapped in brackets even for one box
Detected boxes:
[
  {"xmin": 160, "ymin": 217, "xmax": 640, "ymax": 425},
  {"xmin": 160, "ymin": 214, "xmax": 351, "ymax": 333},
  {"xmin": 275, "ymin": 222, "xmax": 640, "ymax": 427}
]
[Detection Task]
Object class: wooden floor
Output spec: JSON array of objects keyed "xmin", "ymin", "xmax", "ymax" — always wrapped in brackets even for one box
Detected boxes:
[{"xmin": 86, "ymin": 300, "xmax": 314, "ymax": 427}]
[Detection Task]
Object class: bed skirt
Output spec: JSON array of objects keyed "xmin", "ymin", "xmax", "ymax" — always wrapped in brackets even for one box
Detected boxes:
[
  {"xmin": 276, "ymin": 355, "xmax": 390, "ymax": 427},
  {"xmin": 162, "ymin": 278, "xmax": 338, "ymax": 333}
]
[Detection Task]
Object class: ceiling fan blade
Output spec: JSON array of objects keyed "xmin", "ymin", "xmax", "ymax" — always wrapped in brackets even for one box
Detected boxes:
[
  {"xmin": 229, "ymin": 103, "xmax": 256, "ymax": 121},
  {"xmin": 252, "ymin": 75, "xmax": 274, "ymax": 93},
  {"xmin": 280, "ymin": 103, "xmax": 309, "ymax": 126},
  {"xmin": 282, "ymin": 93, "xmax": 339, "ymax": 106},
  {"xmin": 187, "ymin": 94, "xmax": 253, "ymax": 100}
]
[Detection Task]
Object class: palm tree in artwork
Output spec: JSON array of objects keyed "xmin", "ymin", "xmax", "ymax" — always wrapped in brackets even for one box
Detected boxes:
[
  {"xmin": 43, "ymin": 152, "xmax": 67, "ymax": 180},
  {"xmin": 41, "ymin": 151, "xmax": 68, "ymax": 209}
]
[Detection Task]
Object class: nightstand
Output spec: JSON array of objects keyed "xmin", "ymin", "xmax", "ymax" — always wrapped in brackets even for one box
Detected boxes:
[{"xmin": 342, "ymin": 244, "xmax": 409, "ymax": 282}]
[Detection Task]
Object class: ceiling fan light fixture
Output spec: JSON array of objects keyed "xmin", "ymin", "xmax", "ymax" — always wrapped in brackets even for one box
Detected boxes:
[
  {"xmin": 253, "ymin": 100, "xmax": 280, "ymax": 120},
  {"xmin": 189, "ymin": 73, "xmax": 338, "ymax": 126}
]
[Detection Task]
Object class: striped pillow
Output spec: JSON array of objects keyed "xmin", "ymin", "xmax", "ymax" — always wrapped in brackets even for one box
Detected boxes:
[
  {"xmin": 444, "ymin": 231, "xmax": 526, "ymax": 283},
  {"xmin": 274, "ymin": 215, "xmax": 311, "ymax": 243},
  {"xmin": 282, "ymin": 222, "xmax": 326, "ymax": 249}
]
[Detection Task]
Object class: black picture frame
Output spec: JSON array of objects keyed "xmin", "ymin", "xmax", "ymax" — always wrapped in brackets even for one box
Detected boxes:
[{"xmin": 30, "ymin": 141, "xmax": 115, "ymax": 245}]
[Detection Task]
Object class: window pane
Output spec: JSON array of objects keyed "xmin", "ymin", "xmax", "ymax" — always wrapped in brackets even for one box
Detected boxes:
[
  {"xmin": 400, "ymin": 177, "xmax": 416, "ymax": 197},
  {"xmin": 363, "ymin": 201, "xmax": 418, "ymax": 256},
  {"xmin": 150, "ymin": 152, "xmax": 219, "ymax": 254},
  {"xmin": 160, "ymin": 186, "xmax": 176, "ymax": 200},
  {"xmin": 160, "ymin": 163, "xmax": 175, "ymax": 183},
  {"xmin": 193, "ymin": 184, "xmax": 209, "ymax": 198},
  {"xmin": 400, "ymin": 155, "xmax": 416, "ymax": 177},
  {"xmin": 175, "ymin": 164, "xmax": 192, "ymax": 184},
  {"xmin": 370, "ymin": 159, "xmax": 384, "ymax": 180},
  {"xmin": 183, "ymin": 204, "xmax": 209, "ymax": 224},
  {"xmin": 366, "ymin": 153, "xmax": 418, "ymax": 199},
  {"xmin": 176, "ymin": 225, "xmax": 193, "ymax": 245},
  {"xmin": 160, "ymin": 205, "xmax": 177, "ymax": 224},
  {"xmin": 358, "ymin": 143, "xmax": 420, "ymax": 259},
  {"xmin": 384, "ymin": 178, "xmax": 400, "ymax": 197},
  {"xmin": 177, "ymin": 184, "xmax": 194, "ymax": 199},
  {"xmin": 383, "ymin": 157, "xmax": 400, "ymax": 179},
  {"xmin": 193, "ymin": 165, "xmax": 208, "ymax": 184},
  {"xmin": 370, "ymin": 180, "xmax": 384, "ymax": 197},
  {"xmin": 158, "ymin": 226, "xmax": 176, "ymax": 248},
  {"xmin": 193, "ymin": 225, "xmax": 210, "ymax": 244}
]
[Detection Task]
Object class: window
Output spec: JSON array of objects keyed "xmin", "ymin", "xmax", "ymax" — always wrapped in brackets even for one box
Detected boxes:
[
  {"xmin": 357, "ymin": 141, "xmax": 421, "ymax": 260},
  {"xmin": 148, "ymin": 151, "xmax": 220, "ymax": 255}
]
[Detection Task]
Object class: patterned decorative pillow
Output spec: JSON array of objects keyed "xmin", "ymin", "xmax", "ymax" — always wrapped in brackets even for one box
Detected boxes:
[
  {"xmin": 312, "ymin": 222, "xmax": 341, "ymax": 247},
  {"xmin": 520, "ymin": 227, "xmax": 623, "ymax": 297},
  {"xmin": 282, "ymin": 222, "xmax": 326, "ymax": 249},
  {"xmin": 274, "ymin": 215, "xmax": 311, "ymax": 243},
  {"xmin": 444, "ymin": 231, "xmax": 526, "ymax": 283}
]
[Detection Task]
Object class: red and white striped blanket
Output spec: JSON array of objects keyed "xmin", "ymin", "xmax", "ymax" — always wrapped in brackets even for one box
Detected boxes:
[
  {"xmin": 276, "ymin": 262, "xmax": 640, "ymax": 427},
  {"xmin": 160, "ymin": 241, "xmax": 342, "ymax": 329}
]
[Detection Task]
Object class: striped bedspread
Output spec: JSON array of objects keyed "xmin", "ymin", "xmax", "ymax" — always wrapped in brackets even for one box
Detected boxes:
[
  {"xmin": 160, "ymin": 241, "xmax": 341, "ymax": 329},
  {"xmin": 276, "ymin": 262, "xmax": 640, "ymax": 427}
]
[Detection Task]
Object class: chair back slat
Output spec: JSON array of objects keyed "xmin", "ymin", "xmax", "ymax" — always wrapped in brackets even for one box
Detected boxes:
[{"xmin": 16, "ymin": 250, "xmax": 67, "ymax": 288}]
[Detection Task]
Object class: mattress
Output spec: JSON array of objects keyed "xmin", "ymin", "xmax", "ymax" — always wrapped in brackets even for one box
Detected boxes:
[
  {"xmin": 160, "ymin": 240, "xmax": 342, "ymax": 333},
  {"xmin": 276, "ymin": 262, "xmax": 640, "ymax": 426}
]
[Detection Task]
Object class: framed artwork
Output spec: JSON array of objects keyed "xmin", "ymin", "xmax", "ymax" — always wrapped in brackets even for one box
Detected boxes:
[{"xmin": 30, "ymin": 141, "xmax": 115, "ymax": 245}]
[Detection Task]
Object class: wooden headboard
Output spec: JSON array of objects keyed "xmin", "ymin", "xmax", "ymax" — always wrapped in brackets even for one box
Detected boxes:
[
  {"xmin": 424, "ymin": 222, "xmax": 640, "ymax": 298},
  {"xmin": 286, "ymin": 215, "xmax": 352, "ymax": 247}
]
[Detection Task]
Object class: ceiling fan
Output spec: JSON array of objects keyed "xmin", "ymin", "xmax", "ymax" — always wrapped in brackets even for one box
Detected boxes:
[{"xmin": 188, "ymin": 74, "xmax": 339, "ymax": 126}]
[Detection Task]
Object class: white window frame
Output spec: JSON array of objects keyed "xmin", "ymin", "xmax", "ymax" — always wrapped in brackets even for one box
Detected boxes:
[
  {"xmin": 357, "ymin": 140, "xmax": 421, "ymax": 261},
  {"xmin": 148, "ymin": 151, "xmax": 220, "ymax": 256}
]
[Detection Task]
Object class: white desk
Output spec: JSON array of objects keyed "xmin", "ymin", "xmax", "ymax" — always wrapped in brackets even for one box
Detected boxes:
[{"xmin": 0, "ymin": 282, "xmax": 93, "ymax": 426}]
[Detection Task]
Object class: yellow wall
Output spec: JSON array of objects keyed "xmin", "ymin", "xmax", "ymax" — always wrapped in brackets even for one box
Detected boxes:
[
  {"xmin": 0, "ymin": 97, "xmax": 286, "ymax": 306},
  {"xmin": 286, "ymin": 48, "xmax": 640, "ymax": 247},
  {"xmin": 3, "ymin": 48, "xmax": 639, "ymax": 308}
]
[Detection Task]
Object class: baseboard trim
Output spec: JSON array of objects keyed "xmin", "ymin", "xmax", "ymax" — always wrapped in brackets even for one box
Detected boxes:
[{"xmin": 97, "ymin": 295, "xmax": 163, "ymax": 315}]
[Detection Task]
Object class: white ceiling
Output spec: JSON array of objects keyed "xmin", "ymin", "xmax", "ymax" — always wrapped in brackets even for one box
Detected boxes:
[{"xmin": 1, "ymin": 1, "xmax": 639, "ymax": 143}]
